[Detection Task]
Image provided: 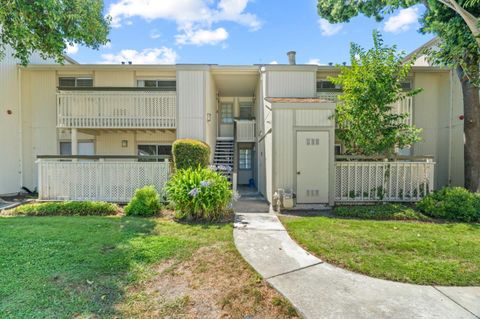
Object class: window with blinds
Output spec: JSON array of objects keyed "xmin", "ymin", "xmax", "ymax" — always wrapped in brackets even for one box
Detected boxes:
[
  {"xmin": 137, "ymin": 80, "xmax": 176, "ymax": 90},
  {"xmin": 58, "ymin": 77, "xmax": 93, "ymax": 88}
]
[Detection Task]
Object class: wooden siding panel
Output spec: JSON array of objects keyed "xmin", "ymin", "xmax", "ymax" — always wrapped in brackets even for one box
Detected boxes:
[
  {"xmin": 267, "ymin": 71, "xmax": 315, "ymax": 97},
  {"xmin": 176, "ymin": 70, "xmax": 205, "ymax": 140},
  {"xmin": 295, "ymin": 109, "xmax": 333, "ymax": 126}
]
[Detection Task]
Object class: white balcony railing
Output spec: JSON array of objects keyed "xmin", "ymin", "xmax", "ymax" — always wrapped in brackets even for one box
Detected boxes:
[
  {"xmin": 235, "ymin": 120, "xmax": 255, "ymax": 142},
  {"xmin": 37, "ymin": 158, "xmax": 171, "ymax": 202},
  {"xmin": 335, "ymin": 159, "xmax": 434, "ymax": 202},
  {"xmin": 317, "ymin": 92, "xmax": 413, "ymax": 125},
  {"xmin": 57, "ymin": 91, "xmax": 176, "ymax": 129}
]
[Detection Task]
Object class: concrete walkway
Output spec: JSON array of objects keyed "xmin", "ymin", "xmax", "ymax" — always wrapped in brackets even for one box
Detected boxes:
[{"xmin": 233, "ymin": 206, "xmax": 480, "ymax": 319}]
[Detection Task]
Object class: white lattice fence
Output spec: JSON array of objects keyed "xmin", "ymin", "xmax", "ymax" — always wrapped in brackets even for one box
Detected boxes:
[
  {"xmin": 38, "ymin": 160, "xmax": 171, "ymax": 202},
  {"xmin": 335, "ymin": 161, "xmax": 435, "ymax": 202}
]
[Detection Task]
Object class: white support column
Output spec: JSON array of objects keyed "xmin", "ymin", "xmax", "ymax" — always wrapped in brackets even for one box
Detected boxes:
[{"xmin": 71, "ymin": 128, "xmax": 78, "ymax": 156}]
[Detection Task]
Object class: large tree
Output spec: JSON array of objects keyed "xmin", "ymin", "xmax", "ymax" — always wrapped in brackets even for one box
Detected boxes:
[
  {"xmin": 318, "ymin": 0, "xmax": 480, "ymax": 191},
  {"xmin": 0, "ymin": 0, "xmax": 110, "ymax": 65}
]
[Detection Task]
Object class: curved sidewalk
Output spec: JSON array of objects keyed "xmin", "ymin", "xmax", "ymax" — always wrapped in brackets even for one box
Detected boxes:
[{"xmin": 234, "ymin": 211, "xmax": 480, "ymax": 319}]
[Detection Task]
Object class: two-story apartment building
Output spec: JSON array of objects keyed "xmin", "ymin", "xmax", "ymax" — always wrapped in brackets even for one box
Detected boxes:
[{"xmin": 0, "ymin": 43, "xmax": 465, "ymax": 206}]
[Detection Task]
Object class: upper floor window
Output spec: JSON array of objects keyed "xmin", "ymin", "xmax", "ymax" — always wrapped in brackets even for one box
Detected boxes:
[
  {"xmin": 221, "ymin": 103, "xmax": 234, "ymax": 124},
  {"xmin": 317, "ymin": 80, "xmax": 341, "ymax": 92},
  {"xmin": 400, "ymin": 80, "xmax": 413, "ymax": 91},
  {"xmin": 59, "ymin": 77, "xmax": 93, "ymax": 88},
  {"xmin": 239, "ymin": 102, "xmax": 253, "ymax": 119},
  {"xmin": 137, "ymin": 80, "xmax": 176, "ymax": 91}
]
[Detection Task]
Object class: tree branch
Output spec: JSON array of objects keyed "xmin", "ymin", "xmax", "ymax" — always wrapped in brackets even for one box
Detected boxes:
[{"xmin": 437, "ymin": 0, "xmax": 480, "ymax": 46}]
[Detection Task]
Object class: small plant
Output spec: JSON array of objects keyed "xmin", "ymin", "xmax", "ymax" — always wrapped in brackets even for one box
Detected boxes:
[
  {"xmin": 165, "ymin": 167, "xmax": 233, "ymax": 221},
  {"xmin": 417, "ymin": 187, "xmax": 480, "ymax": 222},
  {"xmin": 124, "ymin": 185, "xmax": 162, "ymax": 216},
  {"xmin": 7, "ymin": 201, "xmax": 119, "ymax": 216},
  {"xmin": 172, "ymin": 139, "xmax": 210, "ymax": 170}
]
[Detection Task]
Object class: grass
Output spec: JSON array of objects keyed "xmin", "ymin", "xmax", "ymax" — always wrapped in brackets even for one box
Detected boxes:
[
  {"xmin": 334, "ymin": 204, "xmax": 429, "ymax": 221},
  {"xmin": 0, "ymin": 216, "xmax": 298, "ymax": 318},
  {"xmin": 280, "ymin": 214, "xmax": 480, "ymax": 286}
]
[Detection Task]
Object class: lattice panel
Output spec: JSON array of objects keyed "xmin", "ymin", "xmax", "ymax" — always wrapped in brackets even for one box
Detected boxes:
[
  {"xmin": 38, "ymin": 160, "xmax": 171, "ymax": 202},
  {"xmin": 335, "ymin": 161, "xmax": 434, "ymax": 202}
]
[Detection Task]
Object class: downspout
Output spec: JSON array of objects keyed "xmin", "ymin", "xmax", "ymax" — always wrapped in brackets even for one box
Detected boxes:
[
  {"xmin": 448, "ymin": 69, "xmax": 454, "ymax": 185},
  {"xmin": 17, "ymin": 66, "xmax": 23, "ymax": 191}
]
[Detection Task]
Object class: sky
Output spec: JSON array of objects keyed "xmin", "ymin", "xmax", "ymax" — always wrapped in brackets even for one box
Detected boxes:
[{"xmin": 67, "ymin": 0, "xmax": 435, "ymax": 65}]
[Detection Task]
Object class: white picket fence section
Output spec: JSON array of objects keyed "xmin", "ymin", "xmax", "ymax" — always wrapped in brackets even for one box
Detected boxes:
[
  {"xmin": 335, "ymin": 160, "xmax": 435, "ymax": 202},
  {"xmin": 235, "ymin": 120, "xmax": 256, "ymax": 142},
  {"xmin": 57, "ymin": 91, "xmax": 177, "ymax": 129},
  {"xmin": 37, "ymin": 159, "xmax": 171, "ymax": 202}
]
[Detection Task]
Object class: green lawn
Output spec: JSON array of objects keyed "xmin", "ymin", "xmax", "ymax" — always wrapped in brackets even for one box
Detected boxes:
[
  {"xmin": 281, "ymin": 215, "xmax": 480, "ymax": 286},
  {"xmin": 0, "ymin": 216, "xmax": 297, "ymax": 319}
]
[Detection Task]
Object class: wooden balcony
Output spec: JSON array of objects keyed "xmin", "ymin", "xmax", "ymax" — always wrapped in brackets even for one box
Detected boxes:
[
  {"xmin": 234, "ymin": 119, "xmax": 255, "ymax": 142},
  {"xmin": 57, "ymin": 91, "xmax": 176, "ymax": 129}
]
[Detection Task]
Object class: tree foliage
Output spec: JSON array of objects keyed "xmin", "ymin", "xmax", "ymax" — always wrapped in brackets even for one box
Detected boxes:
[
  {"xmin": 317, "ymin": 0, "xmax": 480, "ymax": 86},
  {"xmin": 331, "ymin": 31, "xmax": 422, "ymax": 155},
  {"xmin": 0, "ymin": 0, "xmax": 110, "ymax": 65}
]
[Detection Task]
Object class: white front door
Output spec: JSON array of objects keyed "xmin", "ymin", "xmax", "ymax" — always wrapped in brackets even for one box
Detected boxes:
[
  {"xmin": 296, "ymin": 131, "xmax": 329, "ymax": 203},
  {"xmin": 219, "ymin": 103, "xmax": 234, "ymax": 137}
]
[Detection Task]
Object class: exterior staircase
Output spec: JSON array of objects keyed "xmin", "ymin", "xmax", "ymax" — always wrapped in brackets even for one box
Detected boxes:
[{"xmin": 213, "ymin": 138, "xmax": 234, "ymax": 183}]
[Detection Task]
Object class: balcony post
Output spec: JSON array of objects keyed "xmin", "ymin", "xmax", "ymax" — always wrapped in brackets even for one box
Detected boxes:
[{"xmin": 71, "ymin": 128, "xmax": 78, "ymax": 156}]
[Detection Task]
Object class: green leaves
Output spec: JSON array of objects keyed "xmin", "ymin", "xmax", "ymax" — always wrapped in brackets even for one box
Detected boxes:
[
  {"xmin": 331, "ymin": 31, "xmax": 422, "ymax": 155},
  {"xmin": 165, "ymin": 167, "xmax": 233, "ymax": 221},
  {"xmin": 0, "ymin": 0, "xmax": 110, "ymax": 65},
  {"xmin": 124, "ymin": 185, "xmax": 163, "ymax": 216}
]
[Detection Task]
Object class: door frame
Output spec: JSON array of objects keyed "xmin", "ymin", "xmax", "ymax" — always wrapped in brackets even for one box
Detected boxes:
[{"xmin": 293, "ymin": 127, "xmax": 335, "ymax": 206}]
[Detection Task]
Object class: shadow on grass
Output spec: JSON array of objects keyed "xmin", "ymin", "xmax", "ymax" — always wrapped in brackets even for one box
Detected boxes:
[{"xmin": 0, "ymin": 216, "xmax": 197, "ymax": 318}]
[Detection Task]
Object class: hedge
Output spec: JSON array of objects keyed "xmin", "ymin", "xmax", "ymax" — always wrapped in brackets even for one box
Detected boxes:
[
  {"xmin": 172, "ymin": 139, "xmax": 210, "ymax": 170},
  {"xmin": 6, "ymin": 201, "xmax": 119, "ymax": 216}
]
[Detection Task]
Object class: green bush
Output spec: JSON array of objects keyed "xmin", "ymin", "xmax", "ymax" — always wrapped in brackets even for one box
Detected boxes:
[
  {"xmin": 334, "ymin": 204, "xmax": 428, "ymax": 221},
  {"xmin": 417, "ymin": 187, "xmax": 480, "ymax": 222},
  {"xmin": 124, "ymin": 185, "xmax": 162, "ymax": 216},
  {"xmin": 8, "ymin": 201, "xmax": 119, "ymax": 216},
  {"xmin": 165, "ymin": 167, "xmax": 233, "ymax": 221},
  {"xmin": 172, "ymin": 139, "xmax": 210, "ymax": 170}
]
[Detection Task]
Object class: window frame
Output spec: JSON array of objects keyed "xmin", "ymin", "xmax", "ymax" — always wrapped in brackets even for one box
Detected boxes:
[
  {"xmin": 239, "ymin": 102, "xmax": 254, "ymax": 120},
  {"xmin": 316, "ymin": 79, "xmax": 342, "ymax": 92},
  {"xmin": 238, "ymin": 148, "xmax": 252, "ymax": 170},
  {"xmin": 58, "ymin": 76, "xmax": 94, "ymax": 88},
  {"xmin": 136, "ymin": 79, "xmax": 177, "ymax": 91},
  {"xmin": 221, "ymin": 103, "xmax": 234, "ymax": 124},
  {"xmin": 137, "ymin": 143, "xmax": 172, "ymax": 161}
]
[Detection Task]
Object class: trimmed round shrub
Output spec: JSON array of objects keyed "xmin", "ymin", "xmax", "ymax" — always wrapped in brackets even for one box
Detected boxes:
[
  {"xmin": 416, "ymin": 187, "xmax": 480, "ymax": 222},
  {"xmin": 124, "ymin": 185, "xmax": 162, "ymax": 216},
  {"xmin": 165, "ymin": 167, "xmax": 233, "ymax": 221},
  {"xmin": 8, "ymin": 201, "xmax": 119, "ymax": 216},
  {"xmin": 172, "ymin": 139, "xmax": 210, "ymax": 170}
]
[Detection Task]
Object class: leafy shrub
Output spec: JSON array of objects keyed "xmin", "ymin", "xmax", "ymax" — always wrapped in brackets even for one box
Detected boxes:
[
  {"xmin": 417, "ymin": 187, "xmax": 480, "ymax": 222},
  {"xmin": 334, "ymin": 204, "xmax": 428, "ymax": 221},
  {"xmin": 172, "ymin": 139, "xmax": 210, "ymax": 170},
  {"xmin": 165, "ymin": 167, "xmax": 233, "ymax": 221},
  {"xmin": 8, "ymin": 201, "xmax": 119, "ymax": 216},
  {"xmin": 124, "ymin": 185, "xmax": 162, "ymax": 216}
]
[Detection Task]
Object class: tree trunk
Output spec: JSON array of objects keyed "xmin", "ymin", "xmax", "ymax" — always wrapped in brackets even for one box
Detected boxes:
[{"xmin": 457, "ymin": 66, "xmax": 480, "ymax": 192}]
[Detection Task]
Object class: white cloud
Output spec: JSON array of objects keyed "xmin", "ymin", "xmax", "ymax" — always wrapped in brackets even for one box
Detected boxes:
[
  {"xmin": 318, "ymin": 18, "xmax": 343, "ymax": 36},
  {"xmin": 384, "ymin": 7, "xmax": 419, "ymax": 33},
  {"xmin": 107, "ymin": 0, "xmax": 261, "ymax": 46},
  {"xmin": 100, "ymin": 47, "xmax": 178, "ymax": 64},
  {"xmin": 102, "ymin": 42, "xmax": 112, "ymax": 49},
  {"xmin": 65, "ymin": 43, "xmax": 79, "ymax": 55},
  {"xmin": 150, "ymin": 29, "xmax": 161, "ymax": 39},
  {"xmin": 306, "ymin": 58, "xmax": 321, "ymax": 65},
  {"xmin": 176, "ymin": 27, "xmax": 228, "ymax": 45},
  {"xmin": 269, "ymin": 60, "xmax": 278, "ymax": 64}
]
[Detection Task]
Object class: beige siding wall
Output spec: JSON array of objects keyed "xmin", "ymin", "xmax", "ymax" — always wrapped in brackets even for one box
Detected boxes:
[
  {"xmin": 412, "ymin": 71, "xmax": 459, "ymax": 188},
  {"xmin": 21, "ymin": 70, "xmax": 58, "ymax": 189},
  {"xmin": 176, "ymin": 69, "xmax": 206, "ymax": 141},
  {"xmin": 205, "ymin": 72, "xmax": 218, "ymax": 158},
  {"xmin": 266, "ymin": 70, "xmax": 316, "ymax": 97},
  {"xmin": 256, "ymin": 72, "xmax": 266, "ymax": 196},
  {"xmin": 263, "ymin": 101, "xmax": 273, "ymax": 202},
  {"xmin": 94, "ymin": 70, "xmax": 135, "ymax": 87}
]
